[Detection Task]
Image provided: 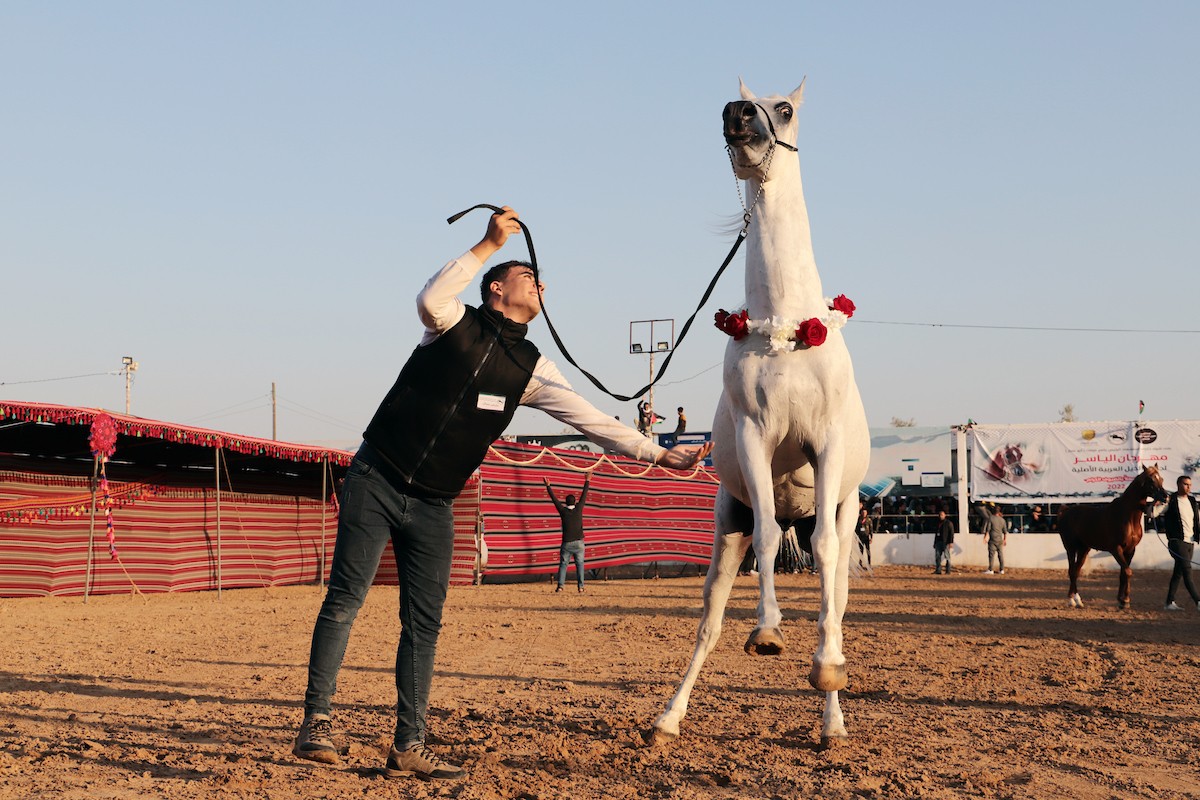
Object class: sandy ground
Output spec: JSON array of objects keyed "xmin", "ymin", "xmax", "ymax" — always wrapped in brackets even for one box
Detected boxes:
[{"xmin": 1, "ymin": 565, "xmax": 1198, "ymax": 800}]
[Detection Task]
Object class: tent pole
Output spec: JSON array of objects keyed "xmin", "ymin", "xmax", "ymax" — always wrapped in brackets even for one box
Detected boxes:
[
  {"xmin": 955, "ymin": 427, "xmax": 970, "ymax": 537},
  {"xmin": 320, "ymin": 456, "xmax": 327, "ymax": 589},
  {"xmin": 84, "ymin": 456, "xmax": 99, "ymax": 603},
  {"xmin": 216, "ymin": 447, "xmax": 222, "ymax": 599}
]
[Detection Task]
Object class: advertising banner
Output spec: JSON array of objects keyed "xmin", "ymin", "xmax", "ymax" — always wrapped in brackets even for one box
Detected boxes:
[
  {"xmin": 862, "ymin": 427, "xmax": 954, "ymax": 497},
  {"xmin": 969, "ymin": 420, "xmax": 1200, "ymax": 503}
]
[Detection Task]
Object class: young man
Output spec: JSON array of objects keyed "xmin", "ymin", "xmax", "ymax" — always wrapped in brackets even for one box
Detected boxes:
[
  {"xmin": 545, "ymin": 474, "xmax": 590, "ymax": 593},
  {"xmin": 933, "ymin": 509, "xmax": 955, "ymax": 574},
  {"xmin": 293, "ymin": 207, "xmax": 712, "ymax": 780},
  {"xmin": 983, "ymin": 506, "xmax": 1008, "ymax": 574},
  {"xmin": 1159, "ymin": 475, "xmax": 1200, "ymax": 611}
]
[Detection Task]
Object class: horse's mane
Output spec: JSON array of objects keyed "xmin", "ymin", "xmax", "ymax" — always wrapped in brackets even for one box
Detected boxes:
[{"xmin": 1124, "ymin": 465, "xmax": 1161, "ymax": 497}]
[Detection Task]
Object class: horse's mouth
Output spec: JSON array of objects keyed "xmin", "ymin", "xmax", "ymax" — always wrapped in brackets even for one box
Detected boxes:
[{"xmin": 723, "ymin": 133, "xmax": 756, "ymax": 148}]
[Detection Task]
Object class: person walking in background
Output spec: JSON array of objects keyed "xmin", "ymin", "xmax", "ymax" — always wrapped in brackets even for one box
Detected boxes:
[
  {"xmin": 855, "ymin": 502, "xmax": 873, "ymax": 571},
  {"xmin": 545, "ymin": 474, "xmax": 590, "ymax": 593},
  {"xmin": 984, "ymin": 505, "xmax": 1008, "ymax": 574},
  {"xmin": 933, "ymin": 509, "xmax": 955, "ymax": 574},
  {"xmin": 673, "ymin": 406, "xmax": 686, "ymax": 436},
  {"xmin": 291, "ymin": 206, "xmax": 712, "ymax": 781},
  {"xmin": 1158, "ymin": 475, "xmax": 1200, "ymax": 611}
]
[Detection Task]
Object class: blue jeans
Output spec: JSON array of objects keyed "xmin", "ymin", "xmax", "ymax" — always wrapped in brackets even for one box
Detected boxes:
[
  {"xmin": 303, "ymin": 448, "xmax": 455, "ymax": 749},
  {"xmin": 934, "ymin": 543, "xmax": 951, "ymax": 572},
  {"xmin": 557, "ymin": 540, "xmax": 585, "ymax": 589}
]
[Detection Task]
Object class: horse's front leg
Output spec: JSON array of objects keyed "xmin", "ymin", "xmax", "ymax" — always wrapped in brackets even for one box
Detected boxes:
[
  {"xmin": 1115, "ymin": 548, "xmax": 1134, "ymax": 609},
  {"xmin": 734, "ymin": 418, "xmax": 785, "ymax": 655},
  {"xmin": 648, "ymin": 490, "xmax": 752, "ymax": 745}
]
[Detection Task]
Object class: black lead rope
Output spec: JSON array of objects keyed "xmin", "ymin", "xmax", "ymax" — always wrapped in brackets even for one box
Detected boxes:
[{"xmin": 447, "ymin": 203, "xmax": 747, "ymax": 403}]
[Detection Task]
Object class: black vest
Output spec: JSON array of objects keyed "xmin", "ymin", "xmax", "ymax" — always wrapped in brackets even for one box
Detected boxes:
[
  {"xmin": 1163, "ymin": 494, "xmax": 1200, "ymax": 541},
  {"xmin": 362, "ymin": 304, "xmax": 540, "ymax": 497}
]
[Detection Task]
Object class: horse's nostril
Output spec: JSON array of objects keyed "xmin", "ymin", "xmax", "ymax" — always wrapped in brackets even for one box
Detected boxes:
[{"xmin": 740, "ymin": 103, "xmax": 757, "ymax": 119}]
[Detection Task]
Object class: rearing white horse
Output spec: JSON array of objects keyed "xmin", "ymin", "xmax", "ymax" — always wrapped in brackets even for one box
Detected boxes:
[{"xmin": 649, "ymin": 79, "xmax": 870, "ymax": 746}]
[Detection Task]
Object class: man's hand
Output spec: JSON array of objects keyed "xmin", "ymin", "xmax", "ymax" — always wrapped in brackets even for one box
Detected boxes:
[
  {"xmin": 471, "ymin": 206, "xmax": 521, "ymax": 263},
  {"xmin": 657, "ymin": 441, "xmax": 714, "ymax": 470}
]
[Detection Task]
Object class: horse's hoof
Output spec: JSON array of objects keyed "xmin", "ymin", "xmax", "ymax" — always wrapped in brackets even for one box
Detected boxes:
[
  {"xmin": 1119, "ymin": 601, "xmax": 1131, "ymax": 610},
  {"xmin": 643, "ymin": 726, "xmax": 677, "ymax": 747},
  {"xmin": 808, "ymin": 662, "xmax": 848, "ymax": 692},
  {"xmin": 818, "ymin": 734, "xmax": 849, "ymax": 751},
  {"xmin": 744, "ymin": 627, "xmax": 785, "ymax": 656}
]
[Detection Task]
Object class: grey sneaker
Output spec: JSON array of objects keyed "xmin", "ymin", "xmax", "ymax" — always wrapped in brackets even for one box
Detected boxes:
[
  {"xmin": 293, "ymin": 714, "xmax": 339, "ymax": 764},
  {"xmin": 384, "ymin": 743, "xmax": 466, "ymax": 781},
  {"xmin": 1164, "ymin": 601, "xmax": 1184, "ymax": 611}
]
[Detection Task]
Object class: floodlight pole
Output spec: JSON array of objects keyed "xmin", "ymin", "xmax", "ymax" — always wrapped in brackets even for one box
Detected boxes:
[{"xmin": 628, "ymin": 319, "xmax": 676, "ymax": 435}]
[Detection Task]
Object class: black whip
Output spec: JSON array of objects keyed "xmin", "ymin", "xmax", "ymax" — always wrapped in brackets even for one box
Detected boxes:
[{"xmin": 447, "ymin": 204, "xmax": 746, "ymax": 403}]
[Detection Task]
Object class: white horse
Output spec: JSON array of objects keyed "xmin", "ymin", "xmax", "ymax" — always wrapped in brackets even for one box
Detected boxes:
[{"xmin": 649, "ymin": 79, "xmax": 870, "ymax": 747}]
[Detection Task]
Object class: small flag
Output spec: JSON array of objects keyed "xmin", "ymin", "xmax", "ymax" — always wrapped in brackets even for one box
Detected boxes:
[{"xmin": 1138, "ymin": 400, "xmax": 1145, "ymax": 415}]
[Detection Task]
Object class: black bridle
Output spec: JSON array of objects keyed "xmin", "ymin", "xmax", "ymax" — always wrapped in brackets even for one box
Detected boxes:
[{"xmin": 447, "ymin": 203, "xmax": 747, "ymax": 402}]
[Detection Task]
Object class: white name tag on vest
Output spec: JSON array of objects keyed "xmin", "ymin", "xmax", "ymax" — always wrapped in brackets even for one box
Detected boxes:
[{"xmin": 477, "ymin": 393, "xmax": 506, "ymax": 412}]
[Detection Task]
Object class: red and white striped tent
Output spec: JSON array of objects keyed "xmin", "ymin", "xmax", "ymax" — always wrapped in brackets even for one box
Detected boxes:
[{"xmin": 0, "ymin": 401, "xmax": 718, "ymax": 598}]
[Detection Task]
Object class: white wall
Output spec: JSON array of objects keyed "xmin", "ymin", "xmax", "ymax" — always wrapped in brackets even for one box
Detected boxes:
[{"xmin": 872, "ymin": 532, "xmax": 1177, "ymax": 571}]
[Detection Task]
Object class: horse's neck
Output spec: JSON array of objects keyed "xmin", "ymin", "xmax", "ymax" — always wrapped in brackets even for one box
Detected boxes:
[
  {"xmin": 1115, "ymin": 480, "xmax": 1150, "ymax": 514},
  {"xmin": 743, "ymin": 162, "xmax": 825, "ymax": 320}
]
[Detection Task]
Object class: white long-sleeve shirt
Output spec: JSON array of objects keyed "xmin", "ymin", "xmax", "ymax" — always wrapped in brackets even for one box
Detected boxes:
[{"xmin": 416, "ymin": 252, "xmax": 665, "ymax": 464}]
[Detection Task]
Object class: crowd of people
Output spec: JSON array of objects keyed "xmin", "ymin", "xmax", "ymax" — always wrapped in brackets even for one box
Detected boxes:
[{"xmin": 864, "ymin": 496, "xmax": 1053, "ymax": 535}]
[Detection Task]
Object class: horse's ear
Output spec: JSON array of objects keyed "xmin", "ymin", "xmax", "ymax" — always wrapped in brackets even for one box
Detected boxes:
[
  {"xmin": 789, "ymin": 77, "xmax": 807, "ymax": 107},
  {"xmin": 739, "ymin": 77, "xmax": 755, "ymax": 101}
]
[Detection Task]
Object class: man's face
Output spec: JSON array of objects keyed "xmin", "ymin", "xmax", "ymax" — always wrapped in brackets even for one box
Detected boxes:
[
  {"xmin": 1180, "ymin": 478, "xmax": 1192, "ymax": 495},
  {"xmin": 493, "ymin": 267, "xmax": 544, "ymax": 319}
]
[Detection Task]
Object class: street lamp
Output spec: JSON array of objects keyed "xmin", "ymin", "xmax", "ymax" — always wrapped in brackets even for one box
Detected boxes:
[
  {"xmin": 121, "ymin": 356, "xmax": 139, "ymax": 415},
  {"xmin": 628, "ymin": 319, "xmax": 675, "ymax": 435}
]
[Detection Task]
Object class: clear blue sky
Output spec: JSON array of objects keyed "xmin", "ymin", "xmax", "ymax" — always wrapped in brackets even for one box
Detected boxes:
[{"xmin": 3, "ymin": 2, "xmax": 1197, "ymax": 448}]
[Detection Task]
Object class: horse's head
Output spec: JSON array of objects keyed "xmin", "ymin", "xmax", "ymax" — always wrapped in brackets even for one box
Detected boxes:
[
  {"xmin": 1137, "ymin": 464, "xmax": 1169, "ymax": 503},
  {"xmin": 723, "ymin": 79, "xmax": 804, "ymax": 180}
]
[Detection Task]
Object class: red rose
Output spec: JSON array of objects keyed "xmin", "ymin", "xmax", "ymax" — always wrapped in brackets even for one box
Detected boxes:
[
  {"xmin": 830, "ymin": 294, "xmax": 855, "ymax": 318},
  {"xmin": 795, "ymin": 318, "xmax": 828, "ymax": 347},
  {"xmin": 715, "ymin": 308, "xmax": 750, "ymax": 340}
]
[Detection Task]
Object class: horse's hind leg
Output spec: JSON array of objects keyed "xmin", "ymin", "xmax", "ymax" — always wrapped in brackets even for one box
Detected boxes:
[
  {"xmin": 647, "ymin": 488, "xmax": 752, "ymax": 745},
  {"xmin": 1066, "ymin": 544, "xmax": 1090, "ymax": 608},
  {"xmin": 809, "ymin": 435, "xmax": 851, "ymax": 697}
]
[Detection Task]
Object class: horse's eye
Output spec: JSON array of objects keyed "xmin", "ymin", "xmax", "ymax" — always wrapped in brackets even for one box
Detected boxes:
[{"xmin": 776, "ymin": 103, "xmax": 793, "ymax": 120}]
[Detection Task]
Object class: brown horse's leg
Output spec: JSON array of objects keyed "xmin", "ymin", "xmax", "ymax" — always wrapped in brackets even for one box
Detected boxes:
[
  {"xmin": 1115, "ymin": 548, "xmax": 1133, "ymax": 609},
  {"xmin": 1067, "ymin": 546, "xmax": 1090, "ymax": 608}
]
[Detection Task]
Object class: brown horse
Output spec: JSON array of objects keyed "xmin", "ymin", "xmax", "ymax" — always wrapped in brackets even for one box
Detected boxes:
[{"xmin": 1057, "ymin": 464, "xmax": 1168, "ymax": 609}]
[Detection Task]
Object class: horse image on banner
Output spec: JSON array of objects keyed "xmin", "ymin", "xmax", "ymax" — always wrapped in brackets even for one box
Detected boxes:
[{"xmin": 648, "ymin": 79, "xmax": 870, "ymax": 747}]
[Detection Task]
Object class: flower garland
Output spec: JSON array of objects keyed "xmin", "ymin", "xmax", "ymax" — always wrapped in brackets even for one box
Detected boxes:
[{"xmin": 715, "ymin": 294, "xmax": 856, "ymax": 352}]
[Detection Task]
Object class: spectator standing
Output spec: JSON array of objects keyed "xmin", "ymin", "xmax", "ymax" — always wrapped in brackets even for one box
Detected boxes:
[
  {"xmin": 1027, "ymin": 505, "xmax": 1049, "ymax": 532},
  {"xmin": 984, "ymin": 506, "xmax": 1008, "ymax": 574},
  {"xmin": 1158, "ymin": 475, "xmax": 1200, "ymax": 611},
  {"xmin": 673, "ymin": 406, "xmax": 687, "ymax": 436},
  {"xmin": 545, "ymin": 475, "xmax": 591, "ymax": 593},
  {"xmin": 855, "ymin": 503, "xmax": 874, "ymax": 571},
  {"xmin": 933, "ymin": 510, "xmax": 955, "ymax": 574}
]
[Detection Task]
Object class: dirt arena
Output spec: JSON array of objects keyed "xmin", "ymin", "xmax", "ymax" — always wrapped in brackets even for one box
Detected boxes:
[{"xmin": 2, "ymin": 565, "xmax": 1198, "ymax": 800}]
